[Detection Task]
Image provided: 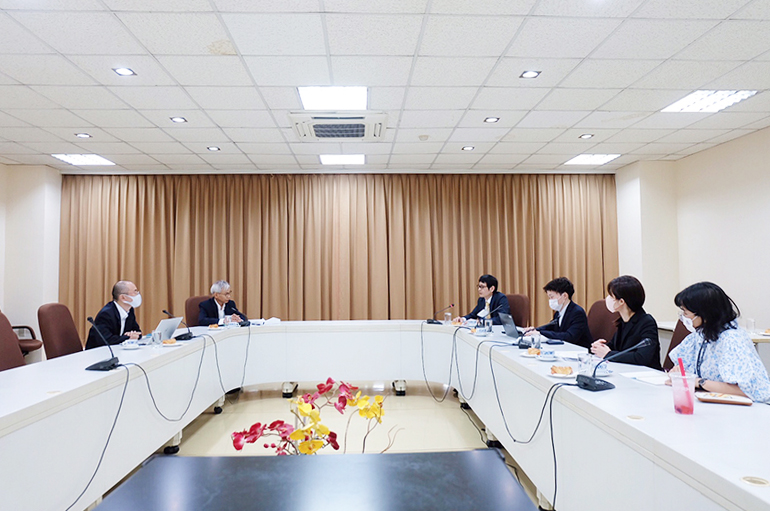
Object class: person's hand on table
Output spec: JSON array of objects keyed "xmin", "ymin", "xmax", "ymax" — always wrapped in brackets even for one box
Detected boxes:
[
  {"xmin": 231, "ymin": 314, "xmax": 243, "ymax": 323},
  {"xmin": 522, "ymin": 326, "xmax": 536, "ymax": 336},
  {"xmin": 126, "ymin": 330, "xmax": 141, "ymax": 340},
  {"xmin": 452, "ymin": 316, "xmax": 464, "ymax": 324},
  {"xmin": 590, "ymin": 339, "xmax": 610, "ymax": 358}
]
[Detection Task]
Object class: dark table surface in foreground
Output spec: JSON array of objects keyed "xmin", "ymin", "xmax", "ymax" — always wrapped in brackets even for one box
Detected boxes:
[{"xmin": 96, "ymin": 449, "xmax": 537, "ymax": 511}]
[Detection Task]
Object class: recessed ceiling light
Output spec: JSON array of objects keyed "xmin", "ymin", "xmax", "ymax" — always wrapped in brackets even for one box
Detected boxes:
[
  {"xmin": 170, "ymin": 117, "xmax": 187, "ymax": 123},
  {"xmin": 75, "ymin": 133, "xmax": 92, "ymax": 138},
  {"xmin": 320, "ymin": 154, "xmax": 365, "ymax": 165},
  {"xmin": 298, "ymin": 86, "xmax": 367, "ymax": 110},
  {"xmin": 565, "ymin": 154, "xmax": 620, "ymax": 165},
  {"xmin": 661, "ymin": 90, "xmax": 757, "ymax": 113},
  {"xmin": 51, "ymin": 154, "xmax": 116, "ymax": 166},
  {"xmin": 207, "ymin": 146, "xmax": 220, "ymax": 152},
  {"xmin": 462, "ymin": 146, "xmax": 475, "ymax": 151},
  {"xmin": 520, "ymin": 70, "xmax": 541, "ymax": 79},
  {"xmin": 578, "ymin": 133, "xmax": 594, "ymax": 139},
  {"xmin": 112, "ymin": 67, "xmax": 136, "ymax": 76},
  {"xmin": 484, "ymin": 117, "xmax": 500, "ymax": 123}
]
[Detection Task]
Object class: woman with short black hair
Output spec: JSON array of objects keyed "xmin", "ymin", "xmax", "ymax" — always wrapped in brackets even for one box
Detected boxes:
[
  {"xmin": 591, "ymin": 275, "xmax": 662, "ymax": 369},
  {"xmin": 670, "ymin": 282, "xmax": 770, "ymax": 402}
]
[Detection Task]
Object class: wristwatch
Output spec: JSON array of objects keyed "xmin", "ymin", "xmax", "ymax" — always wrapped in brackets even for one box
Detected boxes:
[{"xmin": 697, "ymin": 378, "xmax": 707, "ymax": 391}]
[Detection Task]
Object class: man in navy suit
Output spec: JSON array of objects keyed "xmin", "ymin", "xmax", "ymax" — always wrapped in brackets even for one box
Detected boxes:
[
  {"xmin": 455, "ymin": 274, "xmax": 511, "ymax": 326},
  {"xmin": 85, "ymin": 280, "xmax": 142, "ymax": 349},
  {"xmin": 524, "ymin": 277, "xmax": 592, "ymax": 348},
  {"xmin": 198, "ymin": 280, "xmax": 247, "ymax": 326}
]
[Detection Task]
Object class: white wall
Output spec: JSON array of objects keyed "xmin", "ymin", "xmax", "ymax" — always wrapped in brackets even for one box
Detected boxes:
[
  {"xmin": 1, "ymin": 166, "xmax": 61, "ymax": 334},
  {"xmin": 0, "ymin": 164, "xmax": 7, "ymax": 311}
]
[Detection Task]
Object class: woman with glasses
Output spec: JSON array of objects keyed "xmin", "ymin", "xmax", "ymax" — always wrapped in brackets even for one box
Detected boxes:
[{"xmin": 670, "ymin": 282, "xmax": 770, "ymax": 402}]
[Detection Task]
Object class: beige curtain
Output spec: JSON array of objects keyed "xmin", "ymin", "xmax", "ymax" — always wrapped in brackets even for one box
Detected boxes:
[{"xmin": 60, "ymin": 174, "xmax": 618, "ymax": 338}]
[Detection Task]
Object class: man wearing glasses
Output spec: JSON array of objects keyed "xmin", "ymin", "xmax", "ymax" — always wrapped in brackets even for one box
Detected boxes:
[
  {"xmin": 198, "ymin": 280, "xmax": 247, "ymax": 326},
  {"xmin": 455, "ymin": 274, "xmax": 511, "ymax": 326}
]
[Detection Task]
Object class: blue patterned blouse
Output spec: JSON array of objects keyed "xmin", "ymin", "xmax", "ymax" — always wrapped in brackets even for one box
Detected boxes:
[{"xmin": 669, "ymin": 324, "xmax": 770, "ymax": 403}]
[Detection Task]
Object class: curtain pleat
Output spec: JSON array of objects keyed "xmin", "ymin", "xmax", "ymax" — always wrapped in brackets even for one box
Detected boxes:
[{"xmin": 60, "ymin": 173, "xmax": 618, "ymax": 338}]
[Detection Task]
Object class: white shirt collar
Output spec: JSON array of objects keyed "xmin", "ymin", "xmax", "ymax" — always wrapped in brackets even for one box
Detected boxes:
[{"xmin": 113, "ymin": 301, "xmax": 129, "ymax": 334}]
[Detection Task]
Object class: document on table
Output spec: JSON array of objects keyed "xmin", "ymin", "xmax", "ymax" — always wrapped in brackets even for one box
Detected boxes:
[{"xmin": 620, "ymin": 370, "xmax": 669, "ymax": 386}]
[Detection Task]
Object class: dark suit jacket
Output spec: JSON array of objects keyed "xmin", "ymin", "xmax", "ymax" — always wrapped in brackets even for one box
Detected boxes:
[
  {"xmin": 606, "ymin": 308, "xmax": 661, "ymax": 370},
  {"xmin": 537, "ymin": 301, "xmax": 592, "ymax": 348},
  {"xmin": 463, "ymin": 292, "xmax": 511, "ymax": 326},
  {"xmin": 85, "ymin": 302, "xmax": 141, "ymax": 350},
  {"xmin": 198, "ymin": 297, "xmax": 247, "ymax": 326}
]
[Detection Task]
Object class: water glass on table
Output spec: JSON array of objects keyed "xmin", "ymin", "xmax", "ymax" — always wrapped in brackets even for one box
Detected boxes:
[
  {"xmin": 444, "ymin": 312, "xmax": 452, "ymax": 324},
  {"xmin": 670, "ymin": 374, "xmax": 696, "ymax": 415},
  {"xmin": 151, "ymin": 330, "xmax": 162, "ymax": 346}
]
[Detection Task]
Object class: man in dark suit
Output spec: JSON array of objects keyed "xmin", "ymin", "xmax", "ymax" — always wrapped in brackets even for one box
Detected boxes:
[
  {"xmin": 455, "ymin": 274, "xmax": 511, "ymax": 326},
  {"xmin": 85, "ymin": 280, "xmax": 142, "ymax": 350},
  {"xmin": 198, "ymin": 280, "xmax": 247, "ymax": 326},
  {"xmin": 524, "ymin": 277, "xmax": 592, "ymax": 348}
]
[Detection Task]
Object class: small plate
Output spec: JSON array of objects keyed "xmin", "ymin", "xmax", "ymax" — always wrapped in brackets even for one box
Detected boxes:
[
  {"xmin": 161, "ymin": 343, "xmax": 181, "ymax": 348},
  {"xmin": 549, "ymin": 372, "xmax": 576, "ymax": 379},
  {"xmin": 537, "ymin": 355, "xmax": 557, "ymax": 362},
  {"xmin": 121, "ymin": 343, "xmax": 140, "ymax": 350},
  {"xmin": 520, "ymin": 352, "xmax": 538, "ymax": 358}
]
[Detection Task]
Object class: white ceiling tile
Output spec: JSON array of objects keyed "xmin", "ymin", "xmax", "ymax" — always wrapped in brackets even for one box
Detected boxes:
[
  {"xmin": 68, "ymin": 55, "xmax": 176, "ymax": 87},
  {"xmin": 448, "ymin": 127, "xmax": 510, "ymax": 142},
  {"xmin": 70, "ymin": 142, "xmax": 142, "ymax": 154},
  {"xmin": 0, "ymin": 12, "xmax": 53, "ymax": 54},
  {"xmin": 259, "ymin": 87, "xmax": 302, "ymax": 110},
  {"xmin": 390, "ymin": 141, "xmax": 445, "ymax": 152},
  {"xmin": 214, "ymin": 0, "xmax": 321, "ymax": 13},
  {"xmin": 0, "ymin": 155, "xmax": 20, "ymax": 163},
  {"xmin": 522, "ymin": 154, "xmax": 570, "ymax": 165},
  {"xmin": 536, "ymin": 142, "xmax": 595, "ymax": 155},
  {"xmin": 326, "ymin": 0, "xmax": 428, "ymax": 13},
  {"xmin": 247, "ymin": 154, "xmax": 298, "ymax": 165},
  {"xmin": 0, "ymin": 111, "xmax": 29, "ymax": 127},
  {"xmin": 43, "ymin": 126, "xmax": 119, "ymax": 142},
  {"xmin": 340, "ymin": 142, "xmax": 392, "ymax": 154},
  {"xmin": 222, "ymin": 128, "xmax": 288, "ymax": 143},
  {"xmin": 431, "ymin": 0, "xmax": 536, "ymax": 15},
  {"xmin": 222, "ymin": 13, "xmax": 325, "ymax": 56},
  {"xmin": 139, "ymin": 109, "xmax": 215, "ymax": 128},
  {"xmin": 7, "ymin": 109, "xmax": 90, "ymax": 127},
  {"xmin": 244, "ymin": 56, "xmax": 330, "ymax": 86},
  {"xmin": 11, "ymin": 12, "xmax": 145, "ymax": 55},
  {"xmin": 6, "ymin": 154, "xmax": 69, "ymax": 165},
  {"xmin": 552, "ymin": 128, "xmax": 618, "ymax": 143},
  {"xmin": 630, "ymin": 112, "xmax": 709, "ymax": 130},
  {"xmin": 157, "ymin": 56, "xmax": 253, "ymax": 86},
  {"xmin": 476, "ymin": 153, "xmax": 528, "ymax": 165},
  {"xmin": 128, "ymin": 141, "xmax": 192, "ymax": 154},
  {"xmin": 148, "ymin": 153, "xmax": 206, "ymax": 164},
  {"xmin": 206, "ymin": 110, "xmax": 277, "ymax": 128},
  {"xmin": 458, "ymin": 110, "xmax": 526, "ymax": 128},
  {"xmin": 0, "ymin": 86, "xmax": 60, "ymax": 109},
  {"xmin": 411, "ymin": 57, "xmax": 497, "ymax": 87},
  {"xmin": 360, "ymin": 154, "xmax": 389, "ymax": 165},
  {"xmin": 631, "ymin": 60, "xmax": 742, "ymax": 90},
  {"xmin": 388, "ymin": 153, "xmax": 436, "ymax": 164},
  {"xmin": 675, "ymin": 21, "xmax": 770, "ymax": 61},
  {"xmin": 584, "ymin": 142, "xmax": 645, "ymax": 153},
  {"xmin": 0, "ymin": 55, "xmax": 96, "ymax": 85},
  {"xmin": 515, "ymin": 110, "xmax": 589, "ymax": 129},
  {"xmin": 559, "ymin": 59, "xmax": 663, "ymax": 89},
  {"xmin": 109, "ymin": 86, "xmax": 198, "ymax": 110},
  {"xmin": 486, "ymin": 58, "xmax": 582, "ymax": 87},
  {"xmin": 289, "ymin": 142, "xmax": 343, "ymax": 155},
  {"xmin": 73, "ymin": 110, "xmax": 154, "ymax": 129},
  {"xmin": 592, "ymin": 19, "xmax": 718, "ymax": 59},
  {"xmin": 97, "ymin": 153, "xmax": 161, "ymax": 165},
  {"xmin": 163, "ymin": 163, "xmax": 212, "ymax": 171},
  {"xmin": 403, "ymin": 87, "xmax": 474, "ymax": 110},
  {"xmin": 183, "ymin": 141, "xmax": 241, "ymax": 154},
  {"xmin": 104, "ymin": 0, "xmax": 213, "ymax": 11},
  {"xmin": 704, "ymin": 61, "xmax": 770, "ymax": 90},
  {"xmin": 0, "ymin": 141, "xmax": 41, "ymax": 154},
  {"xmin": 500, "ymin": 128, "xmax": 563, "ymax": 142},
  {"xmin": 185, "ymin": 86, "xmax": 266, "ymax": 110},
  {"xmin": 369, "ymin": 87, "xmax": 406, "ymax": 110},
  {"xmin": 119, "ymin": 164, "xmax": 171, "ymax": 172},
  {"xmin": 489, "ymin": 141, "xmax": 545, "ymax": 153},
  {"xmin": 536, "ymin": 88, "xmax": 620, "ymax": 111},
  {"xmin": 471, "ymin": 87, "xmax": 549, "ymax": 110},
  {"xmin": 684, "ymin": 112, "xmax": 769, "ymax": 130},
  {"xmin": 0, "ymin": 0, "xmax": 105, "ymax": 10},
  {"xmin": 103, "ymin": 127, "xmax": 174, "ymax": 142},
  {"xmin": 705, "ymin": 130, "xmax": 753, "ymax": 145},
  {"xmin": 420, "ymin": 16, "xmax": 523, "ymax": 56},
  {"xmin": 237, "ymin": 143, "xmax": 292, "ymax": 155},
  {"xmin": 574, "ymin": 111, "xmax": 650, "ymax": 129},
  {"xmin": 399, "ymin": 110, "xmax": 464, "ymax": 128},
  {"xmin": 734, "ymin": 1, "xmax": 770, "ymax": 19},
  {"xmin": 509, "ymin": 18, "xmax": 621, "ymax": 58},
  {"xmin": 268, "ymin": 110, "xmax": 293, "ymax": 128},
  {"xmin": 0, "ymin": 126, "xmax": 64, "ymax": 142},
  {"xmin": 605, "ymin": 129, "xmax": 673, "ymax": 143},
  {"xmin": 326, "ymin": 14, "xmax": 423, "ymax": 55},
  {"xmin": 742, "ymin": 116, "xmax": 770, "ymax": 131},
  {"xmin": 394, "ymin": 128, "xmax": 453, "ymax": 142},
  {"xmin": 601, "ymin": 89, "xmax": 690, "ymax": 112},
  {"xmin": 655, "ymin": 129, "xmax": 731, "ymax": 144},
  {"xmin": 534, "ymin": 0, "xmax": 644, "ymax": 17},
  {"xmin": 434, "ymin": 153, "xmax": 483, "ymax": 164},
  {"xmin": 165, "ymin": 127, "xmax": 230, "ymax": 143},
  {"xmin": 294, "ymin": 155, "xmax": 322, "ymax": 165},
  {"xmin": 631, "ymin": 142, "xmax": 695, "ymax": 154},
  {"xmin": 331, "ymin": 56, "xmax": 413, "ymax": 86},
  {"xmin": 675, "ymin": 143, "xmax": 717, "ymax": 156},
  {"xmin": 442, "ymin": 142, "xmax": 496, "ymax": 153},
  {"xmin": 632, "ymin": 0, "xmax": 751, "ymax": 19},
  {"xmin": 0, "ymin": 72, "xmax": 18, "ymax": 85},
  {"xmin": 30, "ymin": 85, "xmax": 127, "ymax": 110},
  {"xmin": 118, "ymin": 12, "xmax": 231, "ymax": 55}
]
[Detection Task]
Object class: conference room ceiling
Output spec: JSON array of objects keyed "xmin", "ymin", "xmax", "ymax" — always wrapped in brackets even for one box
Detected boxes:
[{"xmin": 1, "ymin": 0, "xmax": 770, "ymax": 175}]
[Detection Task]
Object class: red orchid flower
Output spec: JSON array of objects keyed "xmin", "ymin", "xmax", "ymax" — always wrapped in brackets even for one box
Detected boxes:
[
  {"xmin": 334, "ymin": 395, "xmax": 347, "ymax": 414},
  {"xmin": 316, "ymin": 377, "xmax": 335, "ymax": 394}
]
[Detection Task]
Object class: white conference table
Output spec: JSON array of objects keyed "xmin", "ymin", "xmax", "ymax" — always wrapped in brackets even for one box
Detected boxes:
[{"xmin": 1, "ymin": 321, "xmax": 769, "ymax": 511}]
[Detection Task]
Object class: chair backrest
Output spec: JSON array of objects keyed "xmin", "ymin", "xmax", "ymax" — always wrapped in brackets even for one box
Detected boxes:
[
  {"xmin": 38, "ymin": 303, "xmax": 83, "ymax": 359},
  {"xmin": 663, "ymin": 319, "xmax": 691, "ymax": 371},
  {"xmin": 0, "ymin": 312, "xmax": 26, "ymax": 371},
  {"xmin": 505, "ymin": 294, "xmax": 531, "ymax": 328},
  {"xmin": 185, "ymin": 295, "xmax": 211, "ymax": 327},
  {"xmin": 587, "ymin": 300, "xmax": 619, "ymax": 342}
]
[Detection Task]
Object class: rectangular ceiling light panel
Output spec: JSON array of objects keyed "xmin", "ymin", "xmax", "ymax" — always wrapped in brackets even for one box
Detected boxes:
[
  {"xmin": 564, "ymin": 154, "xmax": 621, "ymax": 165},
  {"xmin": 320, "ymin": 154, "xmax": 365, "ymax": 165},
  {"xmin": 661, "ymin": 90, "xmax": 757, "ymax": 113},
  {"xmin": 52, "ymin": 154, "xmax": 116, "ymax": 165}
]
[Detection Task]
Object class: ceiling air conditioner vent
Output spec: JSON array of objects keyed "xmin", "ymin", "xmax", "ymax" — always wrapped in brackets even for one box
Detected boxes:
[{"xmin": 289, "ymin": 111, "xmax": 388, "ymax": 141}]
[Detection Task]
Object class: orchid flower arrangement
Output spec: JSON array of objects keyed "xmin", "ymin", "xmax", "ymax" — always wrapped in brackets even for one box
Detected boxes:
[{"xmin": 232, "ymin": 378, "xmax": 397, "ymax": 455}]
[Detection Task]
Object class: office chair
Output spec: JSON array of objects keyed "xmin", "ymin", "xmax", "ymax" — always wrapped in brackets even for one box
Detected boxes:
[
  {"xmin": 587, "ymin": 299, "xmax": 619, "ymax": 342},
  {"xmin": 505, "ymin": 294, "xmax": 531, "ymax": 328},
  {"xmin": 0, "ymin": 307, "xmax": 42, "ymax": 356},
  {"xmin": 38, "ymin": 303, "xmax": 84, "ymax": 359},
  {"xmin": 185, "ymin": 295, "xmax": 210, "ymax": 327},
  {"xmin": 663, "ymin": 319, "xmax": 690, "ymax": 371},
  {"xmin": 0, "ymin": 311, "xmax": 26, "ymax": 371}
]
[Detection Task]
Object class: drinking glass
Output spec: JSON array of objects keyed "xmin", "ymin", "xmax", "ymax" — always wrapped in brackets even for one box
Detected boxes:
[{"xmin": 670, "ymin": 374, "xmax": 696, "ymax": 415}]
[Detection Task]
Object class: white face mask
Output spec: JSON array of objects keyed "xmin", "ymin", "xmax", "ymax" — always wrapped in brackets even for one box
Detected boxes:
[
  {"xmin": 605, "ymin": 295, "xmax": 617, "ymax": 313},
  {"xmin": 680, "ymin": 315, "xmax": 696, "ymax": 333},
  {"xmin": 125, "ymin": 293, "xmax": 142, "ymax": 309},
  {"xmin": 548, "ymin": 298, "xmax": 560, "ymax": 311}
]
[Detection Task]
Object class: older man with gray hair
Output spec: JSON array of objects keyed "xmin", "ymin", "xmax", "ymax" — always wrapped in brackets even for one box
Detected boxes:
[{"xmin": 198, "ymin": 280, "xmax": 247, "ymax": 326}]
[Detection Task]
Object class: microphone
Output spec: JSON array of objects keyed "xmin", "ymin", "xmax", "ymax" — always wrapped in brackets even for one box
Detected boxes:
[
  {"xmin": 577, "ymin": 338, "xmax": 653, "ymax": 392},
  {"xmin": 229, "ymin": 305, "xmax": 250, "ymax": 327},
  {"xmin": 427, "ymin": 303, "xmax": 455, "ymax": 325},
  {"xmin": 85, "ymin": 316, "xmax": 120, "ymax": 371},
  {"xmin": 162, "ymin": 309, "xmax": 194, "ymax": 341}
]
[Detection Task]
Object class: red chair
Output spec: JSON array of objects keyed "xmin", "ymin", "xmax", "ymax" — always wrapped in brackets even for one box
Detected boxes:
[
  {"xmin": 587, "ymin": 300, "xmax": 619, "ymax": 342},
  {"xmin": 663, "ymin": 319, "xmax": 691, "ymax": 371},
  {"xmin": 185, "ymin": 295, "xmax": 210, "ymax": 328},
  {"xmin": 505, "ymin": 294, "xmax": 531, "ymax": 328},
  {"xmin": 0, "ymin": 307, "xmax": 42, "ymax": 356},
  {"xmin": 38, "ymin": 303, "xmax": 84, "ymax": 359},
  {"xmin": 0, "ymin": 311, "xmax": 26, "ymax": 371}
]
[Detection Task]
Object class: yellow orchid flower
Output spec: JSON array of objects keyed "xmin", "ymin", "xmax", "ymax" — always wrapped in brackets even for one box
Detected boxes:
[
  {"xmin": 297, "ymin": 401, "xmax": 313, "ymax": 417},
  {"xmin": 309, "ymin": 409, "xmax": 321, "ymax": 424},
  {"xmin": 298, "ymin": 439, "xmax": 324, "ymax": 455},
  {"xmin": 316, "ymin": 423, "xmax": 330, "ymax": 436},
  {"xmin": 347, "ymin": 390, "xmax": 361, "ymax": 406},
  {"xmin": 289, "ymin": 429, "xmax": 306, "ymax": 441}
]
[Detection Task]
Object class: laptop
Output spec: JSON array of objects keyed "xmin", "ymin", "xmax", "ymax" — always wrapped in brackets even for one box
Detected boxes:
[
  {"xmin": 499, "ymin": 313, "xmax": 525, "ymax": 338},
  {"xmin": 154, "ymin": 317, "xmax": 183, "ymax": 341}
]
